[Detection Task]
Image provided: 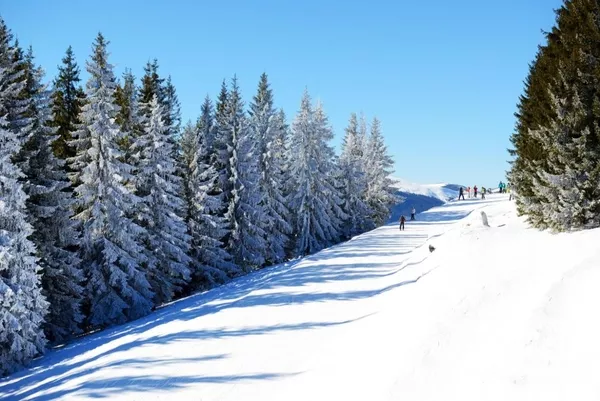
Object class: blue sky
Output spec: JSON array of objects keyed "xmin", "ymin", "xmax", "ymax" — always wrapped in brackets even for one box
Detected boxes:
[{"xmin": 2, "ymin": 0, "xmax": 562, "ymax": 186}]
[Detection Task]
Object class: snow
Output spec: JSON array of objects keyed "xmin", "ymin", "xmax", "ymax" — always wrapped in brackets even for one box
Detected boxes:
[
  {"xmin": 391, "ymin": 177, "xmax": 460, "ymax": 201},
  {"xmin": 2, "ymin": 193, "xmax": 600, "ymax": 400}
]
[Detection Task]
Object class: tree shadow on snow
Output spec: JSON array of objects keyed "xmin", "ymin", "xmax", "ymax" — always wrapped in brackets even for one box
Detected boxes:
[{"xmin": 0, "ymin": 197, "xmax": 461, "ymax": 400}]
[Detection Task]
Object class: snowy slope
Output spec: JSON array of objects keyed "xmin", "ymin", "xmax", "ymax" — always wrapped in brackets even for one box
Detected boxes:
[
  {"xmin": 2, "ymin": 194, "xmax": 600, "ymax": 401},
  {"xmin": 391, "ymin": 177, "xmax": 461, "ymax": 202},
  {"xmin": 388, "ymin": 177, "xmax": 462, "ymax": 222}
]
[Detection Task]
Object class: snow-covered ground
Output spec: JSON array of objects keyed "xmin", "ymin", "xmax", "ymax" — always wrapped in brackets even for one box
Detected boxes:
[{"xmin": 2, "ymin": 194, "xmax": 600, "ymax": 401}]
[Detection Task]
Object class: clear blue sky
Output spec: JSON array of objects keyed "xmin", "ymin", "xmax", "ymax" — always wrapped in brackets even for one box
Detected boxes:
[{"xmin": 2, "ymin": 0, "xmax": 562, "ymax": 186}]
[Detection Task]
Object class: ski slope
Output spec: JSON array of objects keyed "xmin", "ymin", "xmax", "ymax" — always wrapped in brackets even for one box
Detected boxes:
[
  {"xmin": 2, "ymin": 194, "xmax": 600, "ymax": 401},
  {"xmin": 391, "ymin": 177, "xmax": 460, "ymax": 201}
]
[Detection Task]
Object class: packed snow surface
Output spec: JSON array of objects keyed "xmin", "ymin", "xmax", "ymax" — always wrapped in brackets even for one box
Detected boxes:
[{"xmin": 2, "ymin": 194, "xmax": 599, "ymax": 401}]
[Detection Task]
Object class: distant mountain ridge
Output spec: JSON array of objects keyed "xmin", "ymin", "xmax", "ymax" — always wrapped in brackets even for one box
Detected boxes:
[{"xmin": 388, "ymin": 178, "xmax": 463, "ymax": 223}]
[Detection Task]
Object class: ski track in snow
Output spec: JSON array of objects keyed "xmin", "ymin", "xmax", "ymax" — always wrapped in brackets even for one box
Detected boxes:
[{"xmin": 2, "ymin": 194, "xmax": 600, "ymax": 401}]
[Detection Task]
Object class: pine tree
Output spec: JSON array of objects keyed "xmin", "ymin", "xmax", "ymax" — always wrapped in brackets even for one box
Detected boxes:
[
  {"xmin": 114, "ymin": 69, "xmax": 142, "ymax": 165},
  {"xmin": 133, "ymin": 95, "xmax": 191, "ymax": 305},
  {"xmin": 339, "ymin": 113, "xmax": 372, "ymax": 238},
  {"xmin": 12, "ymin": 48, "xmax": 83, "ymax": 344},
  {"xmin": 224, "ymin": 77, "xmax": 268, "ymax": 270},
  {"xmin": 275, "ymin": 109, "xmax": 295, "ymax": 257},
  {"xmin": 1, "ymin": 29, "xmax": 29, "ymax": 142},
  {"xmin": 73, "ymin": 33, "xmax": 153, "ymax": 329},
  {"xmin": 364, "ymin": 117, "xmax": 395, "ymax": 226},
  {"xmin": 163, "ymin": 76, "xmax": 181, "ymax": 140},
  {"xmin": 213, "ymin": 80, "xmax": 234, "ymax": 209},
  {"xmin": 248, "ymin": 73, "xmax": 292, "ymax": 265},
  {"xmin": 138, "ymin": 59, "xmax": 164, "ymax": 112},
  {"xmin": 289, "ymin": 91, "xmax": 346, "ymax": 256},
  {"xmin": 510, "ymin": 0, "xmax": 600, "ymax": 231},
  {"xmin": 198, "ymin": 95, "xmax": 216, "ymax": 168},
  {"xmin": 180, "ymin": 121, "xmax": 239, "ymax": 289},
  {"xmin": 357, "ymin": 113, "xmax": 369, "ymax": 162},
  {"xmin": 49, "ymin": 46, "xmax": 86, "ymax": 161},
  {"xmin": 314, "ymin": 101, "xmax": 347, "ymax": 242},
  {"xmin": 0, "ymin": 18, "xmax": 48, "ymax": 375},
  {"xmin": 529, "ymin": 77, "xmax": 592, "ymax": 231}
]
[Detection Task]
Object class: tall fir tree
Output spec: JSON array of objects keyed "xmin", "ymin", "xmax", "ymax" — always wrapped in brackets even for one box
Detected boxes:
[
  {"xmin": 0, "ymin": 18, "xmax": 48, "ymax": 376},
  {"xmin": 339, "ymin": 113, "xmax": 372, "ymax": 238},
  {"xmin": 72, "ymin": 33, "xmax": 153, "ymax": 329},
  {"xmin": 180, "ymin": 120, "xmax": 239, "ymax": 289},
  {"xmin": 133, "ymin": 96, "xmax": 191, "ymax": 305},
  {"xmin": 198, "ymin": 95, "xmax": 216, "ymax": 168},
  {"xmin": 314, "ymin": 100, "xmax": 347, "ymax": 242},
  {"xmin": 163, "ymin": 75, "xmax": 181, "ymax": 140},
  {"xmin": 248, "ymin": 73, "xmax": 292, "ymax": 264},
  {"xmin": 212, "ymin": 80, "xmax": 234, "ymax": 211},
  {"xmin": 364, "ymin": 117, "xmax": 395, "ymax": 226},
  {"xmin": 289, "ymin": 91, "xmax": 346, "ymax": 256},
  {"xmin": 13, "ymin": 48, "xmax": 83, "ymax": 344},
  {"xmin": 49, "ymin": 46, "xmax": 86, "ymax": 161},
  {"xmin": 509, "ymin": 0, "xmax": 600, "ymax": 231},
  {"xmin": 114, "ymin": 69, "xmax": 142, "ymax": 165},
  {"xmin": 138, "ymin": 59, "xmax": 164, "ymax": 111},
  {"xmin": 224, "ymin": 77, "xmax": 268, "ymax": 270}
]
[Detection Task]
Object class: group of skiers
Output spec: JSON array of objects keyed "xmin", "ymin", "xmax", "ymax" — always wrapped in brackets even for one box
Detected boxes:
[
  {"xmin": 398, "ymin": 207, "xmax": 416, "ymax": 230},
  {"xmin": 498, "ymin": 181, "xmax": 509, "ymax": 193},
  {"xmin": 457, "ymin": 181, "xmax": 513, "ymax": 201},
  {"xmin": 399, "ymin": 181, "xmax": 515, "ymax": 230},
  {"xmin": 457, "ymin": 185, "xmax": 487, "ymax": 200}
]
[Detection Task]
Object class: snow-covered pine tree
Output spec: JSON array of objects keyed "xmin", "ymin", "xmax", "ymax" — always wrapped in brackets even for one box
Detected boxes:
[
  {"xmin": 163, "ymin": 76, "xmax": 181, "ymax": 140},
  {"xmin": 289, "ymin": 91, "xmax": 346, "ymax": 256},
  {"xmin": 0, "ymin": 30, "xmax": 29, "ymax": 143},
  {"xmin": 212, "ymin": 80, "xmax": 234, "ymax": 211},
  {"xmin": 180, "ymin": 120, "xmax": 239, "ymax": 290},
  {"xmin": 0, "ymin": 19, "xmax": 48, "ymax": 375},
  {"xmin": 73, "ymin": 33, "xmax": 153, "ymax": 329},
  {"xmin": 138, "ymin": 59, "xmax": 164, "ymax": 112},
  {"xmin": 314, "ymin": 101, "xmax": 347, "ymax": 243},
  {"xmin": 509, "ymin": 0, "xmax": 600, "ymax": 231},
  {"xmin": 114, "ymin": 69, "xmax": 142, "ymax": 165},
  {"xmin": 339, "ymin": 113, "xmax": 372, "ymax": 238},
  {"xmin": 198, "ymin": 95, "xmax": 216, "ymax": 169},
  {"xmin": 275, "ymin": 109, "xmax": 296, "ymax": 257},
  {"xmin": 49, "ymin": 46, "xmax": 86, "ymax": 161},
  {"xmin": 133, "ymin": 95, "xmax": 191, "ymax": 305},
  {"xmin": 224, "ymin": 77, "xmax": 268, "ymax": 270},
  {"xmin": 248, "ymin": 73, "xmax": 292, "ymax": 265},
  {"xmin": 364, "ymin": 117, "xmax": 396, "ymax": 226},
  {"xmin": 357, "ymin": 113, "xmax": 368, "ymax": 157},
  {"xmin": 529, "ymin": 80, "xmax": 589, "ymax": 231},
  {"xmin": 12, "ymin": 48, "xmax": 83, "ymax": 344}
]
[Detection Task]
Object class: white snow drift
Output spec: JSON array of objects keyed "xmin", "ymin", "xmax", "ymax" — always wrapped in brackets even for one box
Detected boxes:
[{"xmin": 1, "ymin": 193, "xmax": 599, "ymax": 401}]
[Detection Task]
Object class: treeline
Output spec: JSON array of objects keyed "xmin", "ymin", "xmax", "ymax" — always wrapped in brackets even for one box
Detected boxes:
[
  {"xmin": 509, "ymin": 0, "xmax": 600, "ymax": 231},
  {"xmin": 0, "ymin": 19, "xmax": 396, "ymax": 375}
]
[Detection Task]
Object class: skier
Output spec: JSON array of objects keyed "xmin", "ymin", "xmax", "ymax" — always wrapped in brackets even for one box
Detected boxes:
[
  {"xmin": 481, "ymin": 186, "xmax": 486, "ymax": 200},
  {"xmin": 399, "ymin": 215, "xmax": 406, "ymax": 231},
  {"xmin": 410, "ymin": 207, "xmax": 416, "ymax": 221},
  {"xmin": 498, "ymin": 181, "xmax": 503, "ymax": 193},
  {"xmin": 473, "ymin": 185, "xmax": 478, "ymax": 198},
  {"xmin": 458, "ymin": 187, "xmax": 465, "ymax": 200},
  {"xmin": 467, "ymin": 186, "xmax": 471, "ymax": 198}
]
